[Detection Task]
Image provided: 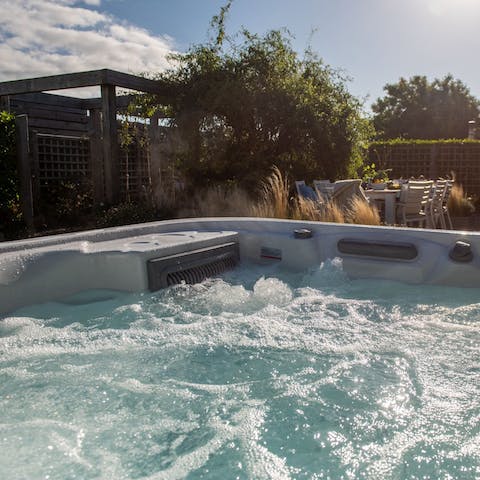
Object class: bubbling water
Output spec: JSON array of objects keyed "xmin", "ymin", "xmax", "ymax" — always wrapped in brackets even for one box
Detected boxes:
[{"xmin": 1, "ymin": 260, "xmax": 479, "ymax": 479}]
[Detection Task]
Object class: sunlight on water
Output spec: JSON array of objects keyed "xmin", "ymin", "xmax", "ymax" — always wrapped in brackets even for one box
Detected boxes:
[{"xmin": 1, "ymin": 260, "xmax": 479, "ymax": 479}]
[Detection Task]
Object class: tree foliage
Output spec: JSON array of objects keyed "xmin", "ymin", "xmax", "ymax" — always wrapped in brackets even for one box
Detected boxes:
[
  {"xmin": 151, "ymin": 5, "xmax": 372, "ymax": 190},
  {"xmin": 0, "ymin": 111, "xmax": 23, "ymax": 237},
  {"xmin": 0, "ymin": 111, "xmax": 16, "ymax": 202},
  {"xmin": 372, "ymin": 75, "xmax": 480, "ymax": 140}
]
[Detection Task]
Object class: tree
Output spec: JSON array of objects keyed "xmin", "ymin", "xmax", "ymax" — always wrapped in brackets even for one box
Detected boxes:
[
  {"xmin": 0, "ymin": 111, "xmax": 24, "ymax": 238},
  {"xmin": 149, "ymin": 4, "xmax": 372, "ymax": 191},
  {"xmin": 372, "ymin": 75, "xmax": 480, "ymax": 139}
]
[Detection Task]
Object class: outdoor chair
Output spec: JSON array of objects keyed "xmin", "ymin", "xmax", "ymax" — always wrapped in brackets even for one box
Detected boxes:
[
  {"xmin": 295, "ymin": 181, "xmax": 320, "ymax": 202},
  {"xmin": 441, "ymin": 181, "xmax": 454, "ymax": 229},
  {"xmin": 426, "ymin": 179, "xmax": 448, "ymax": 229},
  {"xmin": 313, "ymin": 180, "xmax": 335, "ymax": 202},
  {"xmin": 314, "ymin": 179, "xmax": 369, "ymax": 206},
  {"xmin": 396, "ymin": 180, "xmax": 433, "ymax": 227},
  {"xmin": 332, "ymin": 180, "xmax": 371, "ymax": 211}
]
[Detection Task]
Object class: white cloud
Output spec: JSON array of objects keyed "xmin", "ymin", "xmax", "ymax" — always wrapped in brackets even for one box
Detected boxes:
[{"xmin": 0, "ymin": 0, "xmax": 175, "ymax": 95}]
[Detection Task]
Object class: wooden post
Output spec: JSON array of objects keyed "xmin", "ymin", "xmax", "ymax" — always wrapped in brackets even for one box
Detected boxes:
[
  {"xmin": 15, "ymin": 115, "xmax": 35, "ymax": 232},
  {"xmin": 0, "ymin": 95, "xmax": 10, "ymax": 111},
  {"xmin": 101, "ymin": 84, "xmax": 119, "ymax": 204},
  {"xmin": 148, "ymin": 112, "xmax": 163, "ymax": 207},
  {"xmin": 89, "ymin": 108, "xmax": 105, "ymax": 205}
]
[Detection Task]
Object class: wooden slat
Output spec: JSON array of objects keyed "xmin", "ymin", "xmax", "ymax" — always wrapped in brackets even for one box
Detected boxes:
[
  {"xmin": 15, "ymin": 108, "xmax": 88, "ymax": 124},
  {"xmin": 11, "ymin": 102, "xmax": 86, "ymax": 117},
  {"xmin": 8, "ymin": 92, "xmax": 85, "ymax": 109},
  {"xmin": 30, "ymin": 128, "xmax": 90, "ymax": 138},
  {"xmin": 81, "ymin": 93, "xmax": 145, "ymax": 110},
  {"xmin": 27, "ymin": 117, "xmax": 89, "ymax": 131}
]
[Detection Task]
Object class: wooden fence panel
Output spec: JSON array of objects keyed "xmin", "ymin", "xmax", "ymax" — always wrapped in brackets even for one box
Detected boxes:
[
  {"xmin": 118, "ymin": 123, "xmax": 151, "ymax": 202},
  {"xmin": 369, "ymin": 143, "xmax": 480, "ymax": 195}
]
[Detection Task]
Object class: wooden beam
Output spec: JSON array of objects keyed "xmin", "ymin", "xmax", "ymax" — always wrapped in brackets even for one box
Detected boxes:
[
  {"xmin": 12, "ymin": 102, "xmax": 87, "ymax": 116},
  {"xmin": 30, "ymin": 128, "xmax": 90, "ymax": 138},
  {"xmin": 0, "ymin": 69, "xmax": 166, "ymax": 96},
  {"xmin": 17, "ymin": 108, "xmax": 88, "ymax": 123},
  {"xmin": 0, "ymin": 70, "xmax": 105, "ymax": 96},
  {"xmin": 27, "ymin": 117, "xmax": 88, "ymax": 132},
  {"xmin": 81, "ymin": 94, "xmax": 140, "ymax": 110},
  {"xmin": 101, "ymin": 84, "xmax": 119, "ymax": 204},
  {"xmin": 103, "ymin": 70, "xmax": 165, "ymax": 94},
  {"xmin": 8, "ymin": 92, "xmax": 86, "ymax": 109}
]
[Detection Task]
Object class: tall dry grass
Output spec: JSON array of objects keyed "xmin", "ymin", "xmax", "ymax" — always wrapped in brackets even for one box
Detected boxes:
[
  {"xmin": 322, "ymin": 201, "xmax": 346, "ymax": 223},
  {"xmin": 345, "ymin": 197, "xmax": 381, "ymax": 225},
  {"xmin": 291, "ymin": 197, "xmax": 347, "ymax": 223},
  {"xmin": 447, "ymin": 183, "xmax": 475, "ymax": 216},
  {"xmin": 254, "ymin": 167, "xmax": 346, "ymax": 223},
  {"xmin": 291, "ymin": 197, "xmax": 321, "ymax": 221},
  {"xmin": 183, "ymin": 167, "xmax": 381, "ymax": 226},
  {"xmin": 251, "ymin": 166, "xmax": 290, "ymax": 218},
  {"xmin": 291, "ymin": 194, "xmax": 380, "ymax": 225}
]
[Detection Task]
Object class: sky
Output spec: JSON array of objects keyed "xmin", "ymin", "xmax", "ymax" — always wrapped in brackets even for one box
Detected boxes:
[{"xmin": 1, "ymin": 0, "xmax": 479, "ymax": 107}]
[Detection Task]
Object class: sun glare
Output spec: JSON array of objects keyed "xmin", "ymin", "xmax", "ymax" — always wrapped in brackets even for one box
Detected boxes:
[{"xmin": 428, "ymin": 0, "xmax": 479, "ymax": 16}]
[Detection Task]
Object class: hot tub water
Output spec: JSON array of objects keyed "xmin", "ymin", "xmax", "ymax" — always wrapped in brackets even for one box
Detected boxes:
[{"xmin": 1, "ymin": 260, "xmax": 479, "ymax": 479}]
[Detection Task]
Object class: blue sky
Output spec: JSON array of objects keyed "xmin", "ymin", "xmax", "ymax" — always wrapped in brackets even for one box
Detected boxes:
[{"xmin": 1, "ymin": 0, "xmax": 479, "ymax": 107}]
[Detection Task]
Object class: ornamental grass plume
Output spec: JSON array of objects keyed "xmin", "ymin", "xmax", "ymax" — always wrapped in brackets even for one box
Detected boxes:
[
  {"xmin": 292, "ymin": 192, "xmax": 381, "ymax": 225},
  {"xmin": 345, "ymin": 197, "xmax": 381, "ymax": 225},
  {"xmin": 319, "ymin": 201, "xmax": 346, "ymax": 223},
  {"xmin": 251, "ymin": 166, "xmax": 290, "ymax": 219},
  {"xmin": 447, "ymin": 184, "xmax": 475, "ymax": 217},
  {"xmin": 291, "ymin": 196, "xmax": 346, "ymax": 223},
  {"xmin": 186, "ymin": 166, "xmax": 378, "ymax": 226},
  {"xmin": 291, "ymin": 197, "xmax": 322, "ymax": 221}
]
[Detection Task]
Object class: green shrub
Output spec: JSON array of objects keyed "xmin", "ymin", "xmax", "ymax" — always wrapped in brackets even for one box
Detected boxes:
[
  {"xmin": 0, "ymin": 112, "xmax": 25, "ymax": 239},
  {"xmin": 38, "ymin": 180, "xmax": 94, "ymax": 229},
  {"xmin": 370, "ymin": 139, "xmax": 480, "ymax": 147}
]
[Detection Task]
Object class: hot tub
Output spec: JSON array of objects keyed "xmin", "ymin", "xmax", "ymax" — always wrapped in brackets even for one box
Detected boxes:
[
  {"xmin": 1, "ymin": 219, "xmax": 479, "ymax": 479},
  {"xmin": 1, "ymin": 218, "xmax": 479, "ymax": 315}
]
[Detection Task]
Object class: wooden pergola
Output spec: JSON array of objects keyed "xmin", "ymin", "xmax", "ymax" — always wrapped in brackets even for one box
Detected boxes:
[{"xmin": 0, "ymin": 69, "xmax": 169, "ymax": 228}]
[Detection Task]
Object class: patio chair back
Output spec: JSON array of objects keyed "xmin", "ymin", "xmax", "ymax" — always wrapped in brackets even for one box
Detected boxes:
[
  {"xmin": 331, "ymin": 179, "xmax": 369, "ymax": 206},
  {"xmin": 397, "ymin": 180, "xmax": 433, "ymax": 227},
  {"xmin": 295, "ymin": 181, "xmax": 318, "ymax": 202},
  {"xmin": 441, "ymin": 180, "xmax": 454, "ymax": 229},
  {"xmin": 426, "ymin": 179, "xmax": 448, "ymax": 228},
  {"xmin": 313, "ymin": 180, "xmax": 335, "ymax": 202}
]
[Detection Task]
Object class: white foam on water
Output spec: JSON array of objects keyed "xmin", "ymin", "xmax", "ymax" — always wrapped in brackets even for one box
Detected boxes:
[
  {"xmin": 1, "ymin": 261, "xmax": 480, "ymax": 478},
  {"xmin": 0, "ymin": 255, "xmax": 26, "ymax": 285}
]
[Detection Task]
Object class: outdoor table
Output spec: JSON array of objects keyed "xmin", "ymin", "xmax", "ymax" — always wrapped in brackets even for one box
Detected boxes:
[{"xmin": 364, "ymin": 189, "xmax": 400, "ymax": 225}]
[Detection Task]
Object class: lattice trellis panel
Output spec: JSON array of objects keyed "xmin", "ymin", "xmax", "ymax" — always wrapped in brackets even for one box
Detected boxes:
[
  {"xmin": 437, "ymin": 144, "xmax": 480, "ymax": 194},
  {"xmin": 37, "ymin": 134, "xmax": 90, "ymax": 188},
  {"xmin": 372, "ymin": 144, "xmax": 432, "ymax": 180},
  {"xmin": 119, "ymin": 125, "xmax": 151, "ymax": 201},
  {"xmin": 370, "ymin": 143, "xmax": 480, "ymax": 195}
]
